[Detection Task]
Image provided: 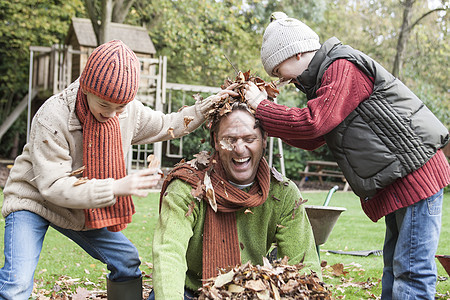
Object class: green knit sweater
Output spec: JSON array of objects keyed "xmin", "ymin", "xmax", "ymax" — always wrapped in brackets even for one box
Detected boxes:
[{"xmin": 152, "ymin": 175, "xmax": 321, "ymax": 299}]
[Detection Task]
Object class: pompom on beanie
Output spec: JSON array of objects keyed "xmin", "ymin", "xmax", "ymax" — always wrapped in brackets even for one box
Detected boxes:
[
  {"xmin": 80, "ymin": 39, "xmax": 140, "ymax": 104},
  {"xmin": 261, "ymin": 12, "xmax": 321, "ymax": 77}
]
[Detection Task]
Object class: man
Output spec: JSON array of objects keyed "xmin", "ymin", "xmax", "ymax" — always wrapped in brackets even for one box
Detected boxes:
[
  {"xmin": 150, "ymin": 102, "xmax": 320, "ymax": 299},
  {"xmin": 244, "ymin": 12, "xmax": 449, "ymax": 299}
]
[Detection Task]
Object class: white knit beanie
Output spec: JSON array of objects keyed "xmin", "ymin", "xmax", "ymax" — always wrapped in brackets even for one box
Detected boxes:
[{"xmin": 261, "ymin": 12, "xmax": 321, "ymax": 77}]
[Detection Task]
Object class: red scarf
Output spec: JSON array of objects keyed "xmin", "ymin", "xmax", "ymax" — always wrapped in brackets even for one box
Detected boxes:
[
  {"xmin": 76, "ymin": 88, "xmax": 134, "ymax": 232},
  {"xmin": 160, "ymin": 152, "xmax": 270, "ymax": 280}
]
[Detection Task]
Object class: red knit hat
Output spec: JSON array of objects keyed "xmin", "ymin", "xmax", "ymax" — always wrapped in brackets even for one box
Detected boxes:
[{"xmin": 80, "ymin": 39, "xmax": 140, "ymax": 104}]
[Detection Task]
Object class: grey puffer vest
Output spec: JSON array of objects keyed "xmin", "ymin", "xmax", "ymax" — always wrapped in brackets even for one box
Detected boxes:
[{"xmin": 296, "ymin": 37, "xmax": 449, "ymax": 199}]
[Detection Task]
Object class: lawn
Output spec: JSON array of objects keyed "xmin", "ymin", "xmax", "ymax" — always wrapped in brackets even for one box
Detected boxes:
[{"xmin": 0, "ymin": 188, "xmax": 448, "ymax": 299}]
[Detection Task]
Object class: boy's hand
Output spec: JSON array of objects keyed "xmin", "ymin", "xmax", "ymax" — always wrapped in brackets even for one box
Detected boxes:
[
  {"xmin": 113, "ymin": 168, "xmax": 161, "ymax": 198},
  {"xmin": 196, "ymin": 83, "xmax": 239, "ymax": 114},
  {"xmin": 244, "ymin": 82, "xmax": 267, "ymax": 110}
]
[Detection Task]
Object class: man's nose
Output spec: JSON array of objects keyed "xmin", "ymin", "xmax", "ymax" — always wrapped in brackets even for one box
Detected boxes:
[{"xmin": 233, "ymin": 140, "xmax": 246, "ymax": 153}]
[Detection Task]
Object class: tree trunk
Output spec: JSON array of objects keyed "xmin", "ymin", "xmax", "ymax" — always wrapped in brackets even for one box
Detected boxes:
[
  {"xmin": 99, "ymin": 0, "xmax": 113, "ymax": 44},
  {"xmin": 112, "ymin": 0, "xmax": 135, "ymax": 23},
  {"xmin": 392, "ymin": 0, "xmax": 415, "ymax": 78},
  {"xmin": 85, "ymin": 0, "xmax": 101, "ymax": 45}
]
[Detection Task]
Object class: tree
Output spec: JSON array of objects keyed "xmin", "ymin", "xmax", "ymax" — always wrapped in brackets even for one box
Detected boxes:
[
  {"xmin": 393, "ymin": 0, "xmax": 449, "ymax": 78},
  {"xmin": 0, "ymin": 0, "xmax": 84, "ymax": 156},
  {"xmin": 84, "ymin": 0, "xmax": 135, "ymax": 44}
]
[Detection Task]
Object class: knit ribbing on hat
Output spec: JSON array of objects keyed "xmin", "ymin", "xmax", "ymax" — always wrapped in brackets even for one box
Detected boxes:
[
  {"xmin": 80, "ymin": 40, "xmax": 140, "ymax": 104},
  {"xmin": 261, "ymin": 14, "xmax": 321, "ymax": 77}
]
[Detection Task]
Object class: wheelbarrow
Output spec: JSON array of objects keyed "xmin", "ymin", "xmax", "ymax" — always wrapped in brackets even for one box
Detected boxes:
[
  {"xmin": 435, "ymin": 255, "xmax": 450, "ymax": 276},
  {"xmin": 304, "ymin": 185, "xmax": 346, "ymax": 258},
  {"xmin": 267, "ymin": 186, "xmax": 346, "ymax": 261}
]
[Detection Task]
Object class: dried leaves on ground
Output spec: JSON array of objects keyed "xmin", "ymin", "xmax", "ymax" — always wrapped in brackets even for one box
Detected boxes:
[{"xmin": 197, "ymin": 256, "xmax": 332, "ymax": 300}]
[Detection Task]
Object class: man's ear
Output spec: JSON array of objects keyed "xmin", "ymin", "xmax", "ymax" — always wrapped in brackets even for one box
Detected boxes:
[{"xmin": 212, "ymin": 132, "xmax": 219, "ymax": 152}]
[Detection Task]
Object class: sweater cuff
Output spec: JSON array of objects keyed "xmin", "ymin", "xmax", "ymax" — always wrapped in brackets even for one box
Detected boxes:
[{"xmin": 90, "ymin": 178, "xmax": 116, "ymax": 208}]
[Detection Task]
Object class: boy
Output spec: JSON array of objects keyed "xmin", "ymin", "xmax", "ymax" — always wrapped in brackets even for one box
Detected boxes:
[
  {"xmin": 245, "ymin": 12, "xmax": 449, "ymax": 299},
  {"xmin": 0, "ymin": 39, "xmax": 236, "ymax": 300}
]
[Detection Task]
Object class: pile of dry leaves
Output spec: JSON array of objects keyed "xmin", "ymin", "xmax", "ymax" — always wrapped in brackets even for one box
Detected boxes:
[{"xmin": 196, "ymin": 256, "xmax": 332, "ymax": 300}]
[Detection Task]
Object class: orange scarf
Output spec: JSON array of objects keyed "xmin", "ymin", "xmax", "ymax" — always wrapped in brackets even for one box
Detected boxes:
[
  {"xmin": 160, "ymin": 152, "xmax": 270, "ymax": 280},
  {"xmin": 76, "ymin": 88, "xmax": 134, "ymax": 232}
]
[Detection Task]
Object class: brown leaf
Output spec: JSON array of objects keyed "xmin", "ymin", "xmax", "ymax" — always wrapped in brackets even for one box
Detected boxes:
[
  {"xmin": 244, "ymin": 208, "xmax": 253, "ymax": 215},
  {"xmin": 147, "ymin": 154, "xmax": 161, "ymax": 169},
  {"xmin": 190, "ymin": 181, "xmax": 203, "ymax": 200},
  {"xmin": 185, "ymin": 200, "xmax": 196, "ymax": 217},
  {"xmin": 271, "ymin": 167, "xmax": 284, "ymax": 182},
  {"xmin": 167, "ymin": 127, "xmax": 175, "ymax": 138},
  {"xmin": 73, "ymin": 177, "xmax": 88, "ymax": 186},
  {"xmin": 219, "ymin": 138, "xmax": 233, "ymax": 151},
  {"xmin": 184, "ymin": 116, "xmax": 195, "ymax": 128},
  {"xmin": 69, "ymin": 166, "xmax": 86, "ymax": 177},
  {"xmin": 331, "ymin": 263, "xmax": 348, "ymax": 276},
  {"xmin": 204, "ymin": 172, "xmax": 216, "ymax": 212},
  {"xmin": 244, "ymin": 279, "xmax": 266, "ymax": 292},
  {"xmin": 174, "ymin": 158, "xmax": 186, "ymax": 167}
]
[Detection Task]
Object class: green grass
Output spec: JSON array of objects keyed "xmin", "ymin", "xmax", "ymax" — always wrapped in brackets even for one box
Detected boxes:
[{"xmin": 0, "ymin": 189, "xmax": 448, "ymax": 299}]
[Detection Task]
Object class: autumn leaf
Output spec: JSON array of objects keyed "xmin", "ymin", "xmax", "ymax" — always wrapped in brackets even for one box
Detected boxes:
[
  {"xmin": 69, "ymin": 166, "xmax": 86, "ymax": 177},
  {"xmin": 73, "ymin": 177, "xmax": 89, "ymax": 186},
  {"xmin": 184, "ymin": 116, "xmax": 195, "ymax": 128},
  {"xmin": 331, "ymin": 263, "xmax": 348, "ymax": 276},
  {"xmin": 147, "ymin": 154, "xmax": 160, "ymax": 169},
  {"xmin": 192, "ymin": 93, "xmax": 203, "ymax": 102},
  {"xmin": 190, "ymin": 181, "xmax": 203, "ymax": 201},
  {"xmin": 219, "ymin": 138, "xmax": 233, "ymax": 151},
  {"xmin": 244, "ymin": 208, "xmax": 253, "ymax": 215},
  {"xmin": 185, "ymin": 200, "xmax": 196, "ymax": 217},
  {"xmin": 270, "ymin": 167, "xmax": 283, "ymax": 182},
  {"xmin": 204, "ymin": 172, "xmax": 217, "ymax": 212},
  {"xmin": 167, "ymin": 127, "xmax": 175, "ymax": 138}
]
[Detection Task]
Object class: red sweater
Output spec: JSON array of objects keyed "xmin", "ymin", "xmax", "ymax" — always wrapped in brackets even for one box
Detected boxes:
[{"xmin": 256, "ymin": 59, "xmax": 450, "ymax": 222}]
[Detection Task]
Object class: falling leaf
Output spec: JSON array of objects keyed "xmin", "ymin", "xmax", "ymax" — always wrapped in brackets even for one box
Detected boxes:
[
  {"xmin": 167, "ymin": 127, "xmax": 175, "ymax": 138},
  {"xmin": 69, "ymin": 166, "xmax": 86, "ymax": 176},
  {"xmin": 204, "ymin": 172, "xmax": 217, "ymax": 212},
  {"xmin": 184, "ymin": 116, "xmax": 195, "ymax": 128},
  {"xmin": 185, "ymin": 200, "xmax": 196, "ymax": 217},
  {"xmin": 177, "ymin": 105, "xmax": 189, "ymax": 112},
  {"xmin": 73, "ymin": 177, "xmax": 89, "ymax": 186},
  {"xmin": 271, "ymin": 167, "xmax": 284, "ymax": 182},
  {"xmin": 219, "ymin": 138, "xmax": 233, "ymax": 151},
  {"xmin": 192, "ymin": 93, "xmax": 203, "ymax": 102},
  {"xmin": 174, "ymin": 158, "xmax": 186, "ymax": 167},
  {"xmin": 190, "ymin": 181, "xmax": 203, "ymax": 201},
  {"xmin": 292, "ymin": 197, "xmax": 308, "ymax": 219},
  {"xmin": 147, "ymin": 154, "xmax": 160, "ymax": 169}
]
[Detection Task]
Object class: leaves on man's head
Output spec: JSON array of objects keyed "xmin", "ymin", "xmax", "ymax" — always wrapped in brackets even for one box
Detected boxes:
[{"xmin": 206, "ymin": 70, "xmax": 279, "ymax": 124}]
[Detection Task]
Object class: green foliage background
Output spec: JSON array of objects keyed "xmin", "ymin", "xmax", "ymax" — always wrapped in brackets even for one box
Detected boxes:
[{"xmin": 0, "ymin": 0, "xmax": 448, "ymax": 180}]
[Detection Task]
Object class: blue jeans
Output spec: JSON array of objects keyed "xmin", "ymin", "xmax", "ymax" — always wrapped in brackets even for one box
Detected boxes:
[
  {"xmin": 0, "ymin": 210, "xmax": 141, "ymax": 300},
  {"xmin": 381, "ymin": 189, "xmax": 443, "ymax": 300}
]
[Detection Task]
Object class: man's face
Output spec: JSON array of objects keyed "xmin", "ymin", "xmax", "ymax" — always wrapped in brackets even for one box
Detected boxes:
[
  {"xmin": 86, "ymin": 92, "xmax": 128, "ymax": 123},
  {"xmin": 214, "ymin": 110, "xmax": 267, "ymax": 185}
]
